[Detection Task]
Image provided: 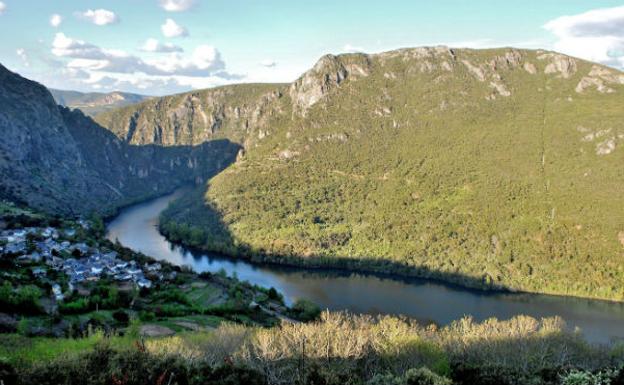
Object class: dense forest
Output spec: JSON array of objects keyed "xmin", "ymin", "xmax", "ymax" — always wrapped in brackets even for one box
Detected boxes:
[{"xmin": 152, "ymin": 48, "xmax": 624, "ymax": 301}]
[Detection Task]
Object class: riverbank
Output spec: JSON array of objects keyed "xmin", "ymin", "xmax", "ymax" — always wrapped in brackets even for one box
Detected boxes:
[
  {"xmin": 107, "ymin": 190, "xmax": 624, "ymax": 344},
  {"xmin": 0, "ymin": 201, "xmax": 316, "ymax": 339},
  {"xmin": 159, "ymin": 220, "xmax": 624, "ymax": 305}
]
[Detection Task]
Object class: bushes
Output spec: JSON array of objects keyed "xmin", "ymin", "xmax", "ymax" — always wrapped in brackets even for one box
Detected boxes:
[
  {"xmin": 405, "ymin": 367, "xmax": 452, "ymax": 385},
  {"xmin": 0, "ymin": 283, "xmax": 44, "ymax": 315},
  {"xmin": 112, "ymin": 310, "xmax": 130, "ymax": 325},
  {"xmin": 6, "ymin": 312, "xmax": 624, "ymax": 385},
  {"xmin": 0, "ymin": 357, "xmax": 17, "ymax": 385},
  {"xmin": 559, "ymin": 369, "xmax": 620, "ymax": 385},
  {"xmin": 15, "ymin": 341, "xmax": 267, "ymax": 385},
  {"xmin": 368, "ymin": 367, "xmax": 452, "ymax": 385},
  {"xmin": 58, "ymin": 298, "xmax": 89, "ymax": 315},
  {"xmin": 288, "ymin": 299, "xmax": 321, "ymax": 321}
]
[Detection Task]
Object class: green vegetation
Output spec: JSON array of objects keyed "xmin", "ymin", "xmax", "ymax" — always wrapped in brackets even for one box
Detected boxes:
[
  {"xmin": 95, "ymin": 83, "xmax": 284, "ymax": 146},
  {"xmin": 0, "ymin": 203, "xmax": 302, "ymax": 339},
  {"xmin": 152, "ymin": 48, "xmax": 624, "ymax": 301},
  {"xmin": 2, "ymin": 312, "xmax": 624, "ymax": 385}
]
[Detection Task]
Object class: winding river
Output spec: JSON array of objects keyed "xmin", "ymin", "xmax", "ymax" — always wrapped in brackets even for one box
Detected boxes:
[{"xmin": 107, "ymin": 190, "xmax": 624, "ymax": 343}]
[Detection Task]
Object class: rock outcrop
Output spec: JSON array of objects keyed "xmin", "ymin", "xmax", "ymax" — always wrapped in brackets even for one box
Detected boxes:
[
  {"xmin": 95, "ymin": 84, "xmax": 284, "ymax": 146},
  {"xmin": 0, "ymin": 64, "xmax": 239, "ymax": 215},
  {"xmin": 289, "ymin": 53, "xmax": 372, "ymax": 116}
]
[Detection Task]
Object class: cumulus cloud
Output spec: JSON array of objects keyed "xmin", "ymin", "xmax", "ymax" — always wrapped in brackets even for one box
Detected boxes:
[
  {"xmin": 159, "ymin": 0, "xmax": 196, "ymax": 12},
  {"xmin": 0, "ymin": 2, "xmax": 6, "ymax": 15},
  {"xmin": 146, "ymin": 45, "xmax": 226, "ymax": 76},
  {"xmin": 78, "ymin": 9, "xmax": 119, "ymax": 26},
  {"xmin": 161, "ymin": 18, "xmax": 188, "ymax": 38},
  {"xmin": 544, "ymin": 6, "xmax": 624, "ymax": 68},
  {"xmin": 16, "ymin": 49, "xmax": 29, "ymax": 67},
  {"xmin": 139, "ymin": 38, "xmax": 183, "ymax": 53},
  {"xmin": 260, "ymin": 59, "xmax": 276, "ymax": 68},
  {"xmin": 50, "ymin": 14, "xmax": 63, "ymax": 28},
  {"xmin": 51, "ymin": 32, "xmax": 237, "ymax": 82}
]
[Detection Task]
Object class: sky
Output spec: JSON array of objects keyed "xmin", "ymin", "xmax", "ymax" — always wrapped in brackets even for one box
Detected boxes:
[{"xmin": 1, "ymin": 0, "xmax": 624, "ymax": 96}]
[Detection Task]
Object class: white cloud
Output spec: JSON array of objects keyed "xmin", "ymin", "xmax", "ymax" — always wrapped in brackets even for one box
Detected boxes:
[
  {"xmin": 159, "ymin": 0, "xmax": 196, "ymax": 12},
  {"xmin": 52, "ymin": 33, "xmax": 106, "ymax": 59},
  {"xmin": 161, "ymin": 18, "xmax": 188, "ymax": 38},
  {"xmin": 139, "ymin": 38, "xmax": 183, "ymax": 53},
  {"xmin": 0, "ymin": 2, "xmax": 6, "ymax": 15},
  {"xmin": 343, "ymin": 44, "xmax": 365, "ymax": 53},
  {"xmin": 49, "ymin": 32, "xmax": 240, "ymax": 94},
  {"xmin": 146, "ymin": 45, "xmax": 226, "ymax": 76},
  {"xmin": 260, "ymin": 59, "xmax": 277, "ymax": 68},
  {"xmin": 16, "ymin": 49, "xmax": 29, "ymax": 67},
  {"xmin": 544, "ymin": 6, "xmax": 624, "ymax": 68},
  {"xmin": 78, "ymin": 9, "xmax": 119, "ymax": 26},
  {"xmin": 50, "ymin": 14, "xmax": 63, "ymax": 28}
]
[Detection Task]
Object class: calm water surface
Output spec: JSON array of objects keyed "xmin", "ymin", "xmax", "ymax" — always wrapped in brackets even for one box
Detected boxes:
[{"xmin": 107, "ymin": 190, "xmax": 624, "ymax": 343}]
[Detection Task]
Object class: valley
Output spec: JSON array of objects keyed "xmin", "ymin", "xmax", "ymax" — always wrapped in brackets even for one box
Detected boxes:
[
  {"xmin": 95, "ymin": 47, "xmax": 624, "ymax": 302},
  {"xmin": 1, "ymin": 44, "xmax": 624, "ymax": 385},
  {"xmin": 108, "ymin": 189, "xmax": 624, "ymax": 344}
]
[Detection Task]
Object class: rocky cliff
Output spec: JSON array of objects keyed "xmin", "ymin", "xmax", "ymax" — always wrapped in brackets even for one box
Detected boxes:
[
  {"xmin": 0, "ymin": 64, "xmax": 239, "ymax": 215},
  {"xmin": 94, "ymin": 84, "xmax": 285, "ymax": 147}
]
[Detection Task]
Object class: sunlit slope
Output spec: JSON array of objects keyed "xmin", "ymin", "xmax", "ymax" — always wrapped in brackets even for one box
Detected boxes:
[
  {"xmin": 95, "ymin": 83, "xmax": 286, "ymax": 146},
  {"xmin": 156, "ymin": 47, "xmax": 624, "ymax": 300}
]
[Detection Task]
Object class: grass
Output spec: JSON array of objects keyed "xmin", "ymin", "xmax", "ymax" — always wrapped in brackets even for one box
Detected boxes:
[
  {"xmin": 5, "ymin": 312, "xmax": 623, "ymax": 385},
  {"xmin": 0, "ymin": 331, "xmax": 133, "ymax": 366}
]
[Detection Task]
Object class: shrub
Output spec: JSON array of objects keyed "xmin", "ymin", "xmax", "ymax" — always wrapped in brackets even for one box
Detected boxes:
[
  {"xmin": 202, "ymin": 365, "xmax": 267, "ymax": 385},
  {"xmin": 13, "ymin": 285, "xmax": 44, "ymax": 315},
  {"xmin": 560, "ymin": 369, "xmax": 620, "ymax": 385},
  {"xmin": 367, "ymin": 373, "xmax": 405, "ymax": 385},
  {"xmin": 59, "ymin": 298, "xmax": 89, "ymax": 315},
  {"xmin": 405, "ymin": 367, "xmax": 452, "ymax": 385},
  {"xmin": 366, "ymin": 367, "xmax": 452, "ymax": 385},
  {"xmin": 289, "ymin": 299, "xmax": 321, "ymax": 322},
  {"xmin": 112, "ymin": 310, "xmax": 130, "ymax": 325},
  {"xmin": 138, "ymin": 311, "xmax": 155, "ymax": 322},
  {"xmin": 267, "ymin": 287, "xmax": 281, "ymax": 301},
  {"xmin": 0, "ymin": 356, "xmax": 18, "ymax": 385}
]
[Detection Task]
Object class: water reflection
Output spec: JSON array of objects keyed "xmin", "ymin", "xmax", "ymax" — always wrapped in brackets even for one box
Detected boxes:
[{"xmin": 107, "ymin": 191, "xmax": 624, "ymax": 344}]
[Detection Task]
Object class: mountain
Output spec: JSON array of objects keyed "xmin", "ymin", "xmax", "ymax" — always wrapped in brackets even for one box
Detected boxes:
[
  {"xmin": 94, "ymin": 83, "xmax": 284, "ymax": 146},
  {"xmin": 49, "ymin": 88, "xmax": 150, "ymax": 116},
  {"xmin": 96, "ymin": 47, "xmax": 624, "ymax": 301},
  {"xmin": 0, "ymin": 64, "xmax": 239, "ymax": 215}
]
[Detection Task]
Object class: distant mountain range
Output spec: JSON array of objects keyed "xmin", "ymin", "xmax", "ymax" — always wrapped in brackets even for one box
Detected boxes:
[
  {"xmin": 1, "ymin": 47, "xmax": 624, "ymax": 300},
  {"xmin": 49, "ymin": 89, "xmax": 151, "ymax": 116}
]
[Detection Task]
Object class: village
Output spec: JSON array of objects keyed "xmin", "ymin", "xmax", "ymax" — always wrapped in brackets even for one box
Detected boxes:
[
  {"xmin": 0, "ymin": 222, "xmax": 164, "ymax": 302},
  {"xmin": 0, "ymin": 203, "xmax": 314, "ymax": 339}
]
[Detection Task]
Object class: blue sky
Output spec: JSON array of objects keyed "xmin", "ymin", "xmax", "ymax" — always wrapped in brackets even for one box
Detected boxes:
[{"xmin": 1, "ymin": 0, "xmax": 623, "ymax": 95}]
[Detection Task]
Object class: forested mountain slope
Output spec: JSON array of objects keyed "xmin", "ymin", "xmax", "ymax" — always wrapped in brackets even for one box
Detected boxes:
[
  {"xmin": 15, "ymin": 46, "xmax": 624, "ymax": 300},
  {"xmin": 117, "ymin": 47, "xmax": 624, "ymax": 301},
  {"xmin": 0, "ymin": 64, "xmax": 239, "ymax": 215},
  {"xmin": 95, "ymin": 83, "xmax": 285, "ymax": 146}
]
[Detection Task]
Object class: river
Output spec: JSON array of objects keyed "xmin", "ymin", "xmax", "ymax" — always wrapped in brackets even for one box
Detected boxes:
[{"xmin": 106, "ymin": 190, "xmax": 624, "ymax": 343}]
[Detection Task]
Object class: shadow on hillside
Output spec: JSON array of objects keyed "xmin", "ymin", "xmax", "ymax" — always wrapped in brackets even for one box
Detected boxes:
[
  {"xmin": 60, "ymin": 107, "xmax": 242, "ymax": 215},
  {"xmin": 159, "ymin": 186, "xmax": 510, "ymax": 296}
]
